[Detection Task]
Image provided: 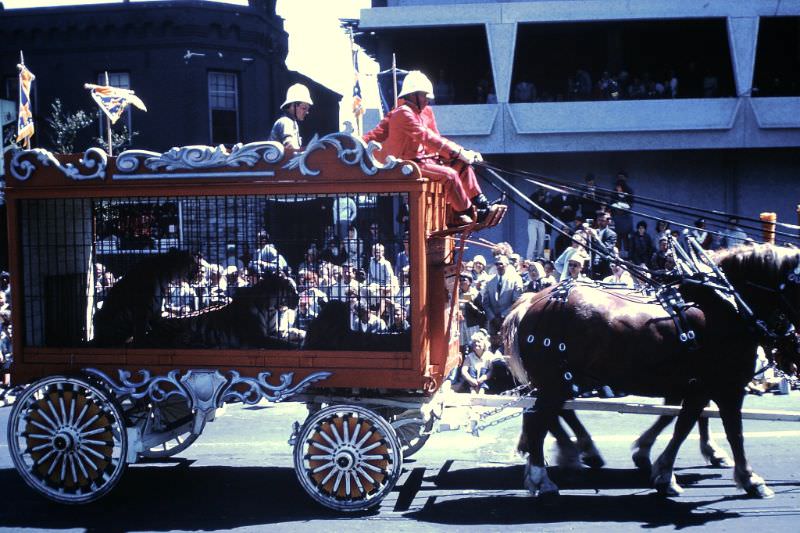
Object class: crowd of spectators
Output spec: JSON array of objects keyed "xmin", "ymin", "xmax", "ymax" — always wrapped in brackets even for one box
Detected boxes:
[
  {"xmin": 510, "ymin": 63, "xmax": 726, "ymax": 103},
  {"xmin": 94, "ymin": 221, "xmax": 412, "ymax": 347},
  {"xmin": 527, "ymin": 170, "xmax": 752, "ymax": 270},
  {"xmin": 0, "ymin": 271, "xmax": 12, "ymax": 397}
]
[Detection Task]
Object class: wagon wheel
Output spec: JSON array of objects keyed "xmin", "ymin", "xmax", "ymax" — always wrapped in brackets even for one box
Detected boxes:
[
  {"xmin": 294, "ymin": 405, "xmax": 403, "ymax": 512},
  {"xmin": 7, "ymin": 376, "xmax": 128, "ymax": 504},
  {"xmin": 126, "ymin": 396, "xmax": 199, "ymax": 458},
  {"xmin": 376, "ymin": 407, "xmax": 434, "ymax": 459}
]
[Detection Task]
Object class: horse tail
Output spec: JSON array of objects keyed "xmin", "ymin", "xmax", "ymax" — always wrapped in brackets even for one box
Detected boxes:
[{"xmin": 503, "ymin": 292, "xmax": 538, "ymax": 384}]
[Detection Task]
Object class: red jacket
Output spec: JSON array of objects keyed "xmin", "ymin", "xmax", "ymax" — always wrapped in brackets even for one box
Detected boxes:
[{"xmin": 363, "ymin": 101, "xmax": 462, "ymax": 163}]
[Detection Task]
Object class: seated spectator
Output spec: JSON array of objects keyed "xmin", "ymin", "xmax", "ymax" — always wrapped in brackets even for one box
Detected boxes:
[
  {"xmin": 461, "ymin": 331, "xmax": 493, "ymax": 394},
  {"xmin": 251, "ymin": 242, "xmax": 289, "ymax": 275},
  {"xmin": 565, "ymin": 249, "xmax": 591, "ymax": 281},
  {"xmin": 602, "ymin": 260, "xmax": 635, "ymax": 288},
  {"xmin": 690, "ymin": 218, "xmax": 713, "ymax": 249},
  {"xmin": 387, "ymin": 306, "xmax": 410, "ymax": 333},
  {"xmin": 224, "ymin": 243, "xmax": 244, "ymax": 272},
  {"xmin": 276, "ymin": 304, "xmax": 304, "ymax": 343},
  {"xmin": 295, "ymin": 293, "xmax": 315, "ymax": 331},
  {"xmin": 166, "ymin": 280, "xmax": 198, "ymax": 316},
  {"xmin": 650, "ymin": 236, "xmax": 669, "ymax": 269},
  {"xmin": 0, "ymin": 310, "xmax": 12, "ymax": 388},
  {"xmin": 198, "ymin": 263, "xmax": 228, "ymax": 308},
  {"xmin": 720, "ymin": 217, "xmax": 748, "ymax": 248},
  {"xmin": 525, "ymin": 262, "xmax": 552, "ymax": 293},
  {"xmin": 554, "ymin": 230, "xmax": 588, "ymax": 281},
  {"xmin": 352, "ymin": 303, "xmax": 386, "ymax": 333}
]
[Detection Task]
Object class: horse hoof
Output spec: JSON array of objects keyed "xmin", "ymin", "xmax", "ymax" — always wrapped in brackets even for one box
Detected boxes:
[
  {"xmin": 708, "ymin": 455, "xmax": 735, "ymax": 469},
  {"xmin": 737, "ymin": 472, "xmax": 775, "ymax": 499},
  {"xmin": 744, "ymin": 483, "xmax": 775, "ymax": 499},
  {"xmin": 700, "ymin": 442, "xmax": 734, "ymax": 468},
  {"xmin": 632, "ymin": 452, "xmax": 651, "ymax": 471},
  {"xmin": 579, "ymin": 441, "xmax": 605, "ymax": 469},
  {"xmin": 655, "ymin": 479, "xmax": 684, "ymax": 497}
]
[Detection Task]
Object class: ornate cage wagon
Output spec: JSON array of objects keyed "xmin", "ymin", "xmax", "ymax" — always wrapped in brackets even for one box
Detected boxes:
[{"xmin": 3, "ymin": 131, "xmax": 467, "ymax": 511}]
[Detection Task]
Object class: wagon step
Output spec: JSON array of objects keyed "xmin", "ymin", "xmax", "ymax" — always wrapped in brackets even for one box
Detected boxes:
[{"xmin": 429, "ymin": 204, "xmax": 507, "ymax": 238}]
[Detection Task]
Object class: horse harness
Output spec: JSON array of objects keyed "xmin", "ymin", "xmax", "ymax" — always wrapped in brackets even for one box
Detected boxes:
[{"xmin": 655, "ymin": 285, "xmax": 699, "ymax": 350}]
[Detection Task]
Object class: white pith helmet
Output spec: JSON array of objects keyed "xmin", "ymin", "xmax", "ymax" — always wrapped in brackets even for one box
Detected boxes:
[
  {"xmin": 399, "ymin": 70, "xmax": 434, "ymax": 99},
  {"xmin": 281, "ymin": 83, "xmax": 313, "ymax": 109}
]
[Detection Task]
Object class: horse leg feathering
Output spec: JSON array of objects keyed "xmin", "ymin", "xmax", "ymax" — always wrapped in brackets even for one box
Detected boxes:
[{"xmin": 524, "ymin": 461, "xmax": 559, "ymax": 498}]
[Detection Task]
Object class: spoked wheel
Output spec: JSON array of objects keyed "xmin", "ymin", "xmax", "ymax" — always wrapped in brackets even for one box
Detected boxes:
[
  {"xmin": 126, "ymin": 396, "xmax": 198, "ymax": 458},
  {"xmin": 7, "ymin": 376, "xmax": 128, "ymax": 504},
  {"xmin": 377, "ymin": 407, "xmax": 434, "ymax": 459},
  {"xmin": 294, "ymin": 405, "xmax": 403, "ymax": 512}
]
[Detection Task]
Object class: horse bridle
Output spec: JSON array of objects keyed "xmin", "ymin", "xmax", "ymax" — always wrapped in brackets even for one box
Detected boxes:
[{"xmin": 742, "ymin": 262, "xmax": 800, "ymax": 361}]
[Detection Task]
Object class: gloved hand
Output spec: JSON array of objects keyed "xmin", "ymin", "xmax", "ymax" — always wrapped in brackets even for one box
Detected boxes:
[{"xmin": 458, "ymin": 149, "xmax": 483, "ymax": 164}]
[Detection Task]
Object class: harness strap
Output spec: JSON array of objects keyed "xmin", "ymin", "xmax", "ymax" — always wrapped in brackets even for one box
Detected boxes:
[{"xmin": 656, "ymin": 286, "xmax": 699, "ymax": 350}]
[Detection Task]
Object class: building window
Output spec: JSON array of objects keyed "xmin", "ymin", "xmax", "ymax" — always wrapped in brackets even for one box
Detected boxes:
[
  {"xmin": 208, "ymin": 71, "xmax": 239, "ymax": 145},
  {"xmin": 96, "ymin": 71, "xmax": 132, "ymax": 135}
]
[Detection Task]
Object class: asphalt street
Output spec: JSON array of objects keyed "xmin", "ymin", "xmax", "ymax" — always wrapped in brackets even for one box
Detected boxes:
[{"xmin": 1, "ymin": 391, "xmax": 799, "ymax": 532}]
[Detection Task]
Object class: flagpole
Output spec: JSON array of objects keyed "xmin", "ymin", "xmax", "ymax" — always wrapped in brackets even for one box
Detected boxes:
[
  {"xmin": 19, "ymin": 50, "xmax": 29, "ymax": 149},
  {"xmin": 391, "ymin": 53, "xmax": 398, "ymax": 109},
  {"xmin": 347, "ymin": 28, "xmax": 362, "ymax": 136},
  {"xmin": 104, "ymin": 71, "xmax": 113, "ymax": 156}
]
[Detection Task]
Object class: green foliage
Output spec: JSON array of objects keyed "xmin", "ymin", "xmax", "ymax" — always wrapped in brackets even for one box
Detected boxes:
[
  {"xmin": 93, "ymin": 112, "xmax": 139, "ymax": 154},
  {"xmin": 46, "ymin": 98, "xmax": 93, "ymax": 154}
]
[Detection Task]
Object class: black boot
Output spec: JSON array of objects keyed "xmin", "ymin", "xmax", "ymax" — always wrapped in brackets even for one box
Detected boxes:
[{"xmin": 472, "ymin": 194, "xmax": 490, "ymax": 223}]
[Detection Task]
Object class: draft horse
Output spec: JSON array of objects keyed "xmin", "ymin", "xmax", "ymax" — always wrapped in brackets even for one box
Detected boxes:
[{"xmin": 504, "ymin": 244, "xmax": 800, "ymax": 499}]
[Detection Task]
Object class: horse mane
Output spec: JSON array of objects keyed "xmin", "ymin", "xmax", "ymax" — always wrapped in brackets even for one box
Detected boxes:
[{"xmin": 713, "ymin": 243, "xmax": 800, "ymax": 286}]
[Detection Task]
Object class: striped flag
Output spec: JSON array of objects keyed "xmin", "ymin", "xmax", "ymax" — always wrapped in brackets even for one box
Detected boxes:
[
  {"xmin": 16, "ymin": 63, "xmax": 35, "ymax": 145},
  {"xmin": 352, "ymin": 48, "xmax": 364, "ymax": 119},
  {"xmin": 84, "ymin": 83, "xmax": 147, "ymax": 124}
]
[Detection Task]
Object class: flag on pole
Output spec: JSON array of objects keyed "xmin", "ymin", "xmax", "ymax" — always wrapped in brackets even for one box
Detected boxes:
[
  {"xmin": 352, "ymin": 48, "xmax": 364, "ymax": 120},
  {"xmin": 84, "ymin": 83, "xmax": 147, "ymax": 124},
  {"xmin": 16, "ymin": 63, "xmax": 35, "ymax": 146}
]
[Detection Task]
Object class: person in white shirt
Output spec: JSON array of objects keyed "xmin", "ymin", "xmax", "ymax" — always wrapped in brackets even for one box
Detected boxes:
[
  {"xmin": 602, "ymin": 261, "xmax": 635, "ymax": 288},
  {"xmin": 368, "ymin": 243, "xmax": 398, "ymax": 291}
]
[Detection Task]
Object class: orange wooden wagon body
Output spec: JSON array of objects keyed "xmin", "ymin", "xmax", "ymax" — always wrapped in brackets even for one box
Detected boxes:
[{"xmin": 2, "ymin": 131, "xmax": 465, "ymax": 510}]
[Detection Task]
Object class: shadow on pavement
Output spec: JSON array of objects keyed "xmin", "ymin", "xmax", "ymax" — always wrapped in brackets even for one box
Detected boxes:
[
  {"xmin": 0, "ymin": 465, "xmax": 351, "ymax": 531},
  {"xmin": 429, "ymin": 463, "xmax": 721, "ymax": 491},
  {"xmin": 406, "ymin": 493, "xmax": 740, "ymax": 528}
]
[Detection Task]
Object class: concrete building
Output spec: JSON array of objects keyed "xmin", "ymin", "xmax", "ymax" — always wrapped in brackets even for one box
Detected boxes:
[
  {"xmin": 0, "ymin": 0, "xmax": 341, "ymax": 154},
  {"xmin": 357, "ymin": 0, "xmax": 800, "ymax": 257}
]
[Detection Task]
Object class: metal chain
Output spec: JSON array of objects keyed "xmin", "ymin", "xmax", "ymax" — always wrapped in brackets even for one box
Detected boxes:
[{"xmin": 470, "ymin": 383, "xmax": 533, "ymax": 432}]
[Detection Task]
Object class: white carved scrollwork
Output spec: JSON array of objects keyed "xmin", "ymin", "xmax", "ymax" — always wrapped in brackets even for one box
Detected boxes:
[
  {"xmin": 115, "ymin": 141, "xmax": 285, "ymax": 173},
  {"xmin": 84, "ymin": 367, "xmax": 332, "ymax": 409},
  {"xmin": 9, "ymin": 147, "xmax": 108, "ymax": 181},
  {"xmin": 282, "ymin": 122, "xmax": 401, "ymax": 176}
]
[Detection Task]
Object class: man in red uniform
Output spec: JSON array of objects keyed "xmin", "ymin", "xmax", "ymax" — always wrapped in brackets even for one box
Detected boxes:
[{"xmin": 364, "ymin": 70, "xmax": 494, "ymax": 226}]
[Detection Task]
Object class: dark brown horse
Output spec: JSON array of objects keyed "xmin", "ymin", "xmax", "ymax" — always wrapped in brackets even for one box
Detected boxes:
[{"xmin": 503, "ymin": 244, "xmax": 800, "ymax": 499}]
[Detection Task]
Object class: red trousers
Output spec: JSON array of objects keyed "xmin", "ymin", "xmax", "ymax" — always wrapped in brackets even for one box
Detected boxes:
[{"xmin": 417, "ymin": 158, "xmax": 481, "ymax": 212}]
